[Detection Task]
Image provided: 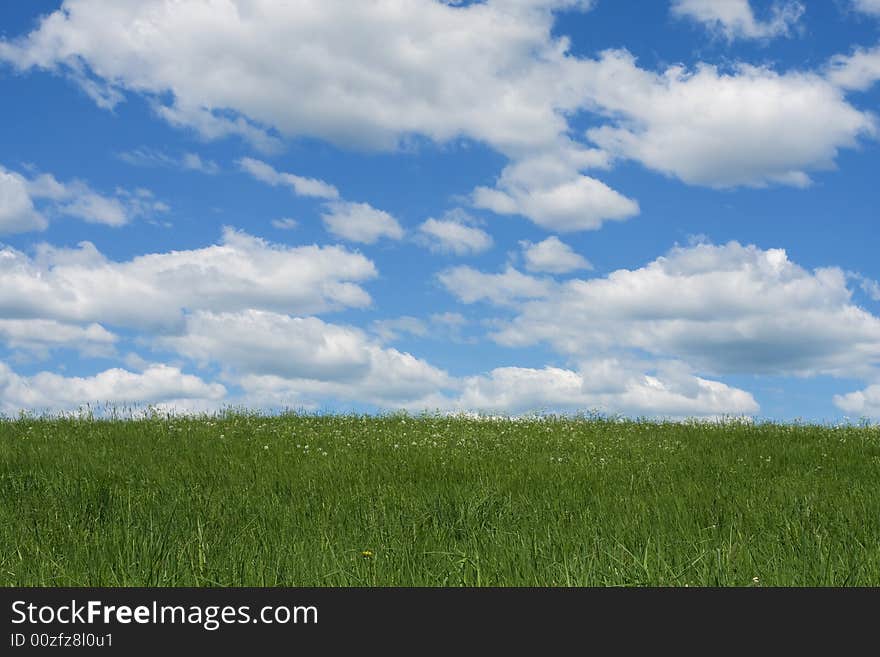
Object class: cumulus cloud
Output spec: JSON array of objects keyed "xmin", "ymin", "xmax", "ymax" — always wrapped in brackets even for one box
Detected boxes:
[
  {"xmin": 475, "ymin": 241, "xmax": 880, "ymax": 378},
  {"xmin": 0, "ymin": 228, "xmax": 377, "ymax": 330},
  {"xmin": 834, "ymin": 384, "xmax": 880, "ymax": 418},
  {"xmin": 0, "ymin": 362, "xmax": 226, "ymax": 414},
  {"xmin": 158, "ymin": 310, "xmax": 454, "ymax": 408},
  {"xmin": 0, "ymin": 0, "xmax": 592, "ymax": 153},
  {"xmin": 153, "ymin": 309, "xmax": 754, "ymax": 417},
  {"xmin": 1, "ymin": 164, "xmax": 167, "ymax": 233},
  {"xmin": 827, "ymin": 45, "xmax": 880, "ymax": 92},
  {"xmin": 0, "ymin": 167, "xmax": 47, "ymax": 234},
  {"xmin": 0, "ymin": 319, "xmax": 116, "ymax": 358},
  {"xmin": 520, "ymin": 236, "xmax": 592, "ymax": 274},
  {"xmin": 438, "ymin": 265, "xmax": 557, "ymax": 306},
  {"xmin": 453, "ymin": 360, "xmax": 758, "ymax": 417},
  {"xmin": 418, "ymin": 210, "xmax": 493, "ymax": 255},
  {"xmin": 582, "ymin": 50, "xmax": 876, "ymax": 188},
  {"xmin": 472, "ymin": 147, "xmax": 639, "ymax": 231},
  {"xmin": 670, "ymin": 0, "xmax": 804, "ymax": 40},
  {"xmin": 238, "ymin": 157, "xmax": 339, "ymax": 199},
  {"xmin": 2, "ymin": 0, "xmax": 874, "ymax": 226},
  {"xmin": 320, "ymin": 201, "xmax": 404, "ymax": 244},
  {"xmin": 0, "ymin": 1, "xmax": 639, "ymax": 230}
]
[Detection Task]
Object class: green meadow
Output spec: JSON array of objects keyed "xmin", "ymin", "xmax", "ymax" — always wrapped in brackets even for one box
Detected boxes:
[{"xmin": 2, "ymin": 412, "xmax": 879, "ymax": 586}]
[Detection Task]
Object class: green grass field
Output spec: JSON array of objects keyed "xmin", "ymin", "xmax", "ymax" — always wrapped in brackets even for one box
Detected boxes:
[{"xmin": 2, "ymin": 412, "xmax": 879, "ymax": 586}]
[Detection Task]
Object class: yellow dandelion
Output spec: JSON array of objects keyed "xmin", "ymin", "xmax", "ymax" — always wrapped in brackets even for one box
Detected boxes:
[{"xmin": 361, "ymin": 550, "xmax": 374, "ymax": 559}]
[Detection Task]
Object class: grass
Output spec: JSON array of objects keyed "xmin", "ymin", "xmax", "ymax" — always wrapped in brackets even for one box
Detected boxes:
[{"xmin": 2, "ymin": 411, "xmax": 879, "ymax": 586}]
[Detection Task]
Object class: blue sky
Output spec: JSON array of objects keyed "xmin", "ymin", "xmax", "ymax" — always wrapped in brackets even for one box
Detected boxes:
[{"xmin": 1, "ymin": 0, "xmax": 879, "ymax": 420}]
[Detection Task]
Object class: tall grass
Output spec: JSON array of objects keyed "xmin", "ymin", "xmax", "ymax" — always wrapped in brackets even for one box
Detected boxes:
[{"xmin": 2, "ymin": 412, "xmax": 879, "ymax": 586}]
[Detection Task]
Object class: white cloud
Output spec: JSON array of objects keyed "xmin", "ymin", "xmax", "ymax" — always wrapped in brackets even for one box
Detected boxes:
[
  {"xmin": 0, "ymin": 228, "xmax": 377, "ymax": 330},
  {"xmin": 520, "ymin": 235, "xmax": 591, "ymax": 274},
  {"xmin": 860, "ymin": 277, "xmax": 880, "ymax": 301},
  {"xmin": 0, "ymin": 0, "xmax": 643, "ymax": 230},
  {"xmin": 238, "ymin": 157, "xmax": 339, "ymax": 200},
  {"xmin": 418, "ymin": 211, "xmax": 493, "ymax": 255},
  {"xmin": 1, "ymin": 164, "xmax": 168, "ymax": 232},
  {"xmin": 827, "ymin": 45, "xmax": 880, "ymax": 92},
  {"xmin": 582, "ymin": 50, "xmax": 876, "ymax": 188},
  {"xmin": 474, "ymin": 170, "xmax": 639, "ymax": 232},
  {"xmin": 119, "ymin": 147, "xmax": 220, "ymax": 174},
  {"xmin": 0, "ymin": 167, "xmax": 47, "ymax": 234},
  {"xmin": 151, "ymin": 306, "xmax": 753, "ymax": 417},
  {"xmin": 321, "ymin": 201, "xmax": 404, "ymax": 244},
  {"xmin": 453, "ymin": 360, "xmax": 758, "ymax": 417},
  {"xmin": 239, "ymin": 158, "xmax": 402, "ymax": 243},
  {"xmin": 0, "ymin": 319, "xmax": 116, "ymax": 358},
  {"xmin": 158, "ymin": 310, "xmax": 454, "ymax": 408},
  {"xmin": 0, "ymin": 0, "xmax": 597, "ymax": 153},
  {"xmin": 848, "ymin": 272, "xmax": 880, "ymax": 301},
  {"xmin": 2, "ymin": 0, "xmax": 872, "ymax": 225},
  {"xmin": 0, "ymin": 362, "xmax": 226, "ymax": 414},
  {"xmin": 670, "ymin": 0, "xmax": 804, "ymax": 40},
  {"xmin": 834, "ymin": 384, "xmax": 880, "ymax": 418},
  {"xmin": 480, "ymin": 241, "xmax": 880, "ymax": 378},
  {"xmin": 181, "ymin": 152, "xmax": 220, "ymax": 174},
  {"xmin": 472, "ymin": 147, "xmax": 638, "ymax": 231},
  {"xmin": 438, "ymin": 265, "xmax": 557, "ymax": 306}
]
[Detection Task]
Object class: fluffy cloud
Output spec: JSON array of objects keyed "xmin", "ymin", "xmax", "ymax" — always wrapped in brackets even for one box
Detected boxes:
[
  {"xmin": 0, "ymin": 228, "xmax": 377, "ymax": 329},
  {"xmin": 582, "ymin": 50, "xmax": 876, "ymax": 188},
  {"xmin": 520, "ymin": 236, "xmax": 591, "ymax": 274},
  {"xmin": 476, "ymin": 241, "xmax": 880, "ymax": 378},
  {"xmin": 158, "ymin": 309, "xmax": 755, "ymax": 416},
  {"xmin": 320, "ymin": 201, "xmax": 404, "ymax": 244},
  {"xmin": 0, "ymin": 168, "xmax": 47, "ymax": 234},
  {"xmin": 473, "ymin": 170, "xmax": 639, "ymax": 231},
  {"xmin": 0, "ymin": 1, "xmax": 641, "ymax": 231},
  {"xmin": 2, "ymin": 0, "xmax": 873, "ymax": 225},
  {"xmin": 472, "ymin": 147, "xmax": 639, "ymax": 231},
  {"xmin": 834, "ymin": 384, "xmax": 880, "ymax": 418},
  {"xmin": 158, "ymin": 310, "xmax": 454, "ymax": 407},
  {"xmin": 670, "ymin": 0, "xmax": 804, "ymax": 40},
  {"xmin": 0, "ymin": 319, "xmax": 116, "ymax": 357},
  {"xmin": 1, "ymin": 164, "xmax": 167, "ymax": 233},
  {"xmin": 826, "ymin": 45, "xmax": 880, "ymax": 92},
  {"xmin": 454, "ymin": 360, "xmax": 758, "ymax": 417},
  {"xmin": 418, "ymin": 211, "xmax": 493, "ymax": 255},
  {"xmin": 0, "ymin": 0, "xmax": 589, "ymax": 153},
  {"xmin": 0, "ymin": 362, "xmax": 226, "ymax": 414},
  {"xmin": 439, "ymin": 266, "xmax": 556, "ymax": 306},
  {"xmin": 238, "ymin": 157, "xmax": 339, "ymax": 199}
]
